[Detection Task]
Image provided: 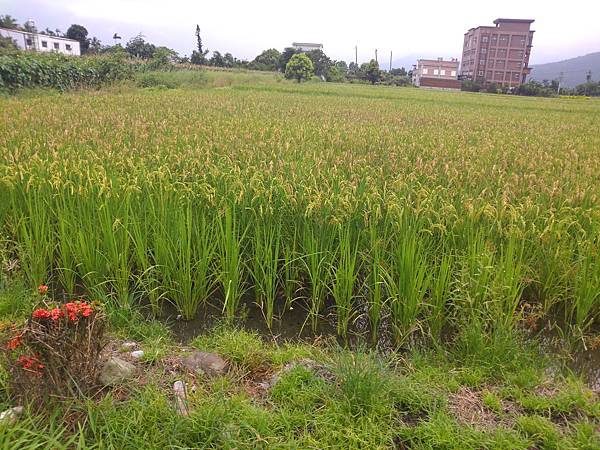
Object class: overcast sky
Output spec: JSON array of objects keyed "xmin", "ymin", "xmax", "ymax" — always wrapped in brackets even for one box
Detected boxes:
[{"xmin": 3, "ymin": 0, "xmax": 599, "ymax": 66}]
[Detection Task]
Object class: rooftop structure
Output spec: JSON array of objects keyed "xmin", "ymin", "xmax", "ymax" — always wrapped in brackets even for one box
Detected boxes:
[{"xmin": 292, "ymin": 42, "xmax": 323, "ymax": 52}]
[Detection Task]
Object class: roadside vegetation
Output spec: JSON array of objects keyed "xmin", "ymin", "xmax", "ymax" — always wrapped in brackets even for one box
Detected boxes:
[{"xmin": 0, "ymin": 284, "xmax": 598, "ymax": 448}]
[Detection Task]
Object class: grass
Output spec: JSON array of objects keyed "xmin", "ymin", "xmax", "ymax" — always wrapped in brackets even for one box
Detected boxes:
[{"xmin": 0, "ymin": 312, "xmax": 598, "ymax": 449}]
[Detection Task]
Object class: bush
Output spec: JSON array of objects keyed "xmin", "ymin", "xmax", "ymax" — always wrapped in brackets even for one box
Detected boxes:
[
  {"xmin": 2, "ymin": 287, "xmax": 105, "ymax": 405},
  {"xmin": 285, "ymin": 53, "xmax": 314, "ymax": 83},
  {"xmin": 461, "ymin": 80, "xmax": 481, "ymax": 92},
  {"xmin": 0, "ymin": 52, "xmax": 134, "ymax": 91}
]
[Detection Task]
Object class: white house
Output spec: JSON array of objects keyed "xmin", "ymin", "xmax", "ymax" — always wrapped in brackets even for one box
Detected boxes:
[
  {"xmin": 0, "ymin": 27, "xmax": 81, "ymax": 56},
  {"xmin": 292, "ymin": 42, "xmax": 323, "ymax": 52}
]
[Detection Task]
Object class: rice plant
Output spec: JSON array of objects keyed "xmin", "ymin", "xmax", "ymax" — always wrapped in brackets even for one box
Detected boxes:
[
  {"xmin": 1, "ymin": 81, "xmax": 599, "ymax": 342},
  {"xmin": 330, "ymin": 224, "xmax": 361, "ymax": 338},
  {"xmin": 250, "ymin": 214, "xmax": 282, "ymax": 328},
  {"xmin": 382, "ymin": 229, "xmax": 431, "ymax": 346}
]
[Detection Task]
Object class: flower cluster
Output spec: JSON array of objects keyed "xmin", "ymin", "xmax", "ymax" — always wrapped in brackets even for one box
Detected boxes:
[
  {"xmin": 38, "ymin": 285, "xmax": 48, "ymax": 295},
  {"xmin": 31, "ymin": 301, "xmax": 95, "ymax": 323},
  {"xmin": 17, "ymin": 354, "xmax": 44, "ymax": 376},
  {"xmin": 6, "ymin": 334, "xmax": 22, "ymax": 350}
]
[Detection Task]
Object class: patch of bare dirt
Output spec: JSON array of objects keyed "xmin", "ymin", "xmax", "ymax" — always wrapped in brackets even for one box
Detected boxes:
[{"xmin": 448, "ymin": 387, "xmax": 521, "ymax": 429}]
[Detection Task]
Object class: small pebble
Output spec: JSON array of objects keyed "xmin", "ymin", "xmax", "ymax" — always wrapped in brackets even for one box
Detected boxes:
[
  {"xmin": 0, "ymin": 406, "xmax": 24, "ymax": 425},
  {"xmin": 121, "ymin": 341, "xmax": 137, "ymax": 350},
  {"xmin": 131, "ymin": 350, "xmax": 144, "ymax": 359}
]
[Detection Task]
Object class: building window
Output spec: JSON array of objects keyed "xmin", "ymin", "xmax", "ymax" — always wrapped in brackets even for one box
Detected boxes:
[
  {"xmin": 480, "ymin": 59, "xmax": 485, "ymax": 65},
  {"xmin": 423, "ymin": 68, "xmax": 428, "ymax": 74},
  {"xmin": 26, "ymin": 38, "xmax": 32, "ymax": 46},
  {"xmin": 520, "ymin": 37, "xmax": 526, "ymax": 45},
  {"xmin": 66, "ymin": 44, "xmax": 72, "ymax": 51},
  {"xmin": 481, "ymin": 48, "xmax": 487, "ymax": 54},
  {"xmin": 440, "ymin": 69, "xmax": 446, "ymax": 75},
  {"xmin": 451, "ymin": 70, "xmax": 456, "ymax": 77},
  {"xmin": 433, "ymin": 69, "xmax": 439, "ymax": 75},
  {"xmin": 478, "ymin": 70, "xmax": 484, "ymax": 77},
  {"xmin": 54, "ymin": 42, "xmax": 59, "ymax": 50},
  {"xmin": 482, "ymin": 36, "xmax": 488, "ymax": 43},
  {"xmin": 513, "ymin": 73, "xmax": 520, "ymax": 79},
  {"xmin": 41, "ymin": 40, "xmax": 48, "ymax": 48}
]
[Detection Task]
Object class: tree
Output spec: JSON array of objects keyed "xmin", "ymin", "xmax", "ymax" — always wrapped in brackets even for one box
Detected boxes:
[
  {"xmin": 0, "ymin": 35, "xmax": 19, "ymax": 55},
  {"xmin": 251, "ymin": 48, "xmax": 281, "ymax": 71},
  {"xmin": 0, "ymin": 15, "xmax": 18, "ymax": 29},
  {"xmin": 66, "ymin": 24, "xmax": 90, "ymax": 54},
  {"xmin": 279, "ymin": 47, "xmax": 301, "ymax": 71},
  {"xmin": 88, "ymin": 37, "xmax": 102, "ymax": 54},
  {"xmin": 285, "ymin": 53, "xmax": 314, "ymax": 83},
  {"xmin": 126, "ymin": 34, "xmax": 156, "ymax": 59},
  {"xmin": 191, "ymin": 25, "xmax": 209, "ymax": 65},
  {"xmin": 223, "ymin": 52, "xmax": 235, "ymax": 68},
  {"xmin": 390, "ymin": 67, "xmax": 407, "ymax": 77},
  {"xmin": 209, "ymin": 50, "xmax": 225, "ymax": 67},
  {"xmin": 306, "ymin": 49, "xmax": 332, "ymax": 80},
  {"xmin": 362, "ymin": 59, "xmax": 381, "ymax": 84}
]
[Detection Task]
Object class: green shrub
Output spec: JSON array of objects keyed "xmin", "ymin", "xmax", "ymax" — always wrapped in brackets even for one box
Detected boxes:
[{"xmin": 0, "ymin": 53, "xmax": 134, "ymax": 91}]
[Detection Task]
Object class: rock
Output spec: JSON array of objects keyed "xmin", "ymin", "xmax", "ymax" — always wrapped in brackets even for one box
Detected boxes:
[
  {"xmin": 99, "ymin": 357, "xmax": 136, "ymax": 385},
  {"xmin": 181, "ymin": 351, "xmax": 228, "ymax": 377},
  {"xmin": 120, "ymin": 341, "xmax": 137, "ymax": 351},
  {"xmin": 130, "ymin": 350, "xmax": 144, "ymax": 360},
  {"xmin": 269, "ymin": 358, "xmax": 334, "ymax": 388},
  {"xmin": 0, "ymin": 406, "xmax": 23, "ymax": 426},
  {"xmin": 173, "ymin": 380, "xmax": 189, "ymax": 416}
]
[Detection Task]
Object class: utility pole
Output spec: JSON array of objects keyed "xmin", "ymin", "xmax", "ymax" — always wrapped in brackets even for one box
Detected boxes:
[
  {"xmin": 557, "ymin": 71, "xmax": 564, "ymax": 95},
  {"xmin": 375, "ymin": 48, "xmax": 378, "ymax": 63},
  {"xmin": 354, "ymin": 46, "xmax": 357, "ymax": 66},
  {"xmin": 389, "ymin": 51, "xmax": 392, "ymax": 72}
]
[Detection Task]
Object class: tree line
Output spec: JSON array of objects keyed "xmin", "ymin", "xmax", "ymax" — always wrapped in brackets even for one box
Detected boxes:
[{"xmin": 0, "ymin": 15, "xmax": 411, "ymax": 86}]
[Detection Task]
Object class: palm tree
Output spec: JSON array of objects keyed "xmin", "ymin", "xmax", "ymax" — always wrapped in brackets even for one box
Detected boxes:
[{"xmin": 0, "ymin": 15, "xmax": 19, "ymax": 30}]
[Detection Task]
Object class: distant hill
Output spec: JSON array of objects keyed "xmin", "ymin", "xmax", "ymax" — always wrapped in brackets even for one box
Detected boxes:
[{"xmin": 530, "ymin": 52, "xmax": 600, "ymax": 88}]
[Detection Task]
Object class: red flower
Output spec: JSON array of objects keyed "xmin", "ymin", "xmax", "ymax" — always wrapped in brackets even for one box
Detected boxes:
[
  {"xmin": 6, "ymin": 335, "xmax": 22, "ymax": 350},
  {"xmin": 38, "ymin": 285, "xmax": 48, "ymax": 295},
  {"xmin": 50, "ymin": 307, "xmax": 64, "ymax": 320},
  {"xmin": 17, "ymin": 354, "xmax": 45, "ymax": 376},
  {"xmin": 32, "ymin": 308, "xmax": 51, "ymax": 320}
]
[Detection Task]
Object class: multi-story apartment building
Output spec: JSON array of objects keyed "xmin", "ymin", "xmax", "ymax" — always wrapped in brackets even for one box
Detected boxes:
[
  {"xmin": 460, "ymin": 18, "xmax": 534, "ymax": 88},
  {"xmin": 412, "ymin": 58, "xmax": 461, "ymax": 89}
]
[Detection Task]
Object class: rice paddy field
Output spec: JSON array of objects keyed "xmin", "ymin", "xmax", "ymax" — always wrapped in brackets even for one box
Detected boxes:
[{"xmin": 1, "ymin": 80, "xmax": 600, "ymax": 345}]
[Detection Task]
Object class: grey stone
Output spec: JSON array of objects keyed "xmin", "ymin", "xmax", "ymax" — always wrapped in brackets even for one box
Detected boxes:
[
  {"xmin": 181, "ymin": 351, "xmax": 228, "ymax": 377},
  {"xmin": 269, "ymin": 358, "xmax": 334, "ymax": 388},
  {"xmin": 0, "ymin": 406, "xmax": 23, "ymax": 426},
  {"xmin": 130, "ymin": 350, "xmax": 144, "ymax": 360},
  {"xmin": 99, "ymin": 357, "xmax": 136, "ymax": 385},
  {"xmin": 120, "ymin": 341, "xmax": 137, "ymax": 351}
]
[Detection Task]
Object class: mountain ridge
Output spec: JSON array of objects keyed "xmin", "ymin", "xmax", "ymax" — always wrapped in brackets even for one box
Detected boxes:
[{"xmin": 529, "ymin": 52, "xmax": 600, "ymax": 88}]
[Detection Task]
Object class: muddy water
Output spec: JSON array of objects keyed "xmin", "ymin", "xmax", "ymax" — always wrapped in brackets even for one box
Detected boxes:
[{"xmin": 161, "ymin": 300, "xmax": 600, "ymax": 390}]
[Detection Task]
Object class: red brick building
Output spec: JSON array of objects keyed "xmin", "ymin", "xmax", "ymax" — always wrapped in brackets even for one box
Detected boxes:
[
  {"xmin": 460, "ymin": 18, "xmax": 534, "ymax": 88},
  {"xmin": 412, "ymin": 58, "xmax": 462, "ymax": 90}
]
